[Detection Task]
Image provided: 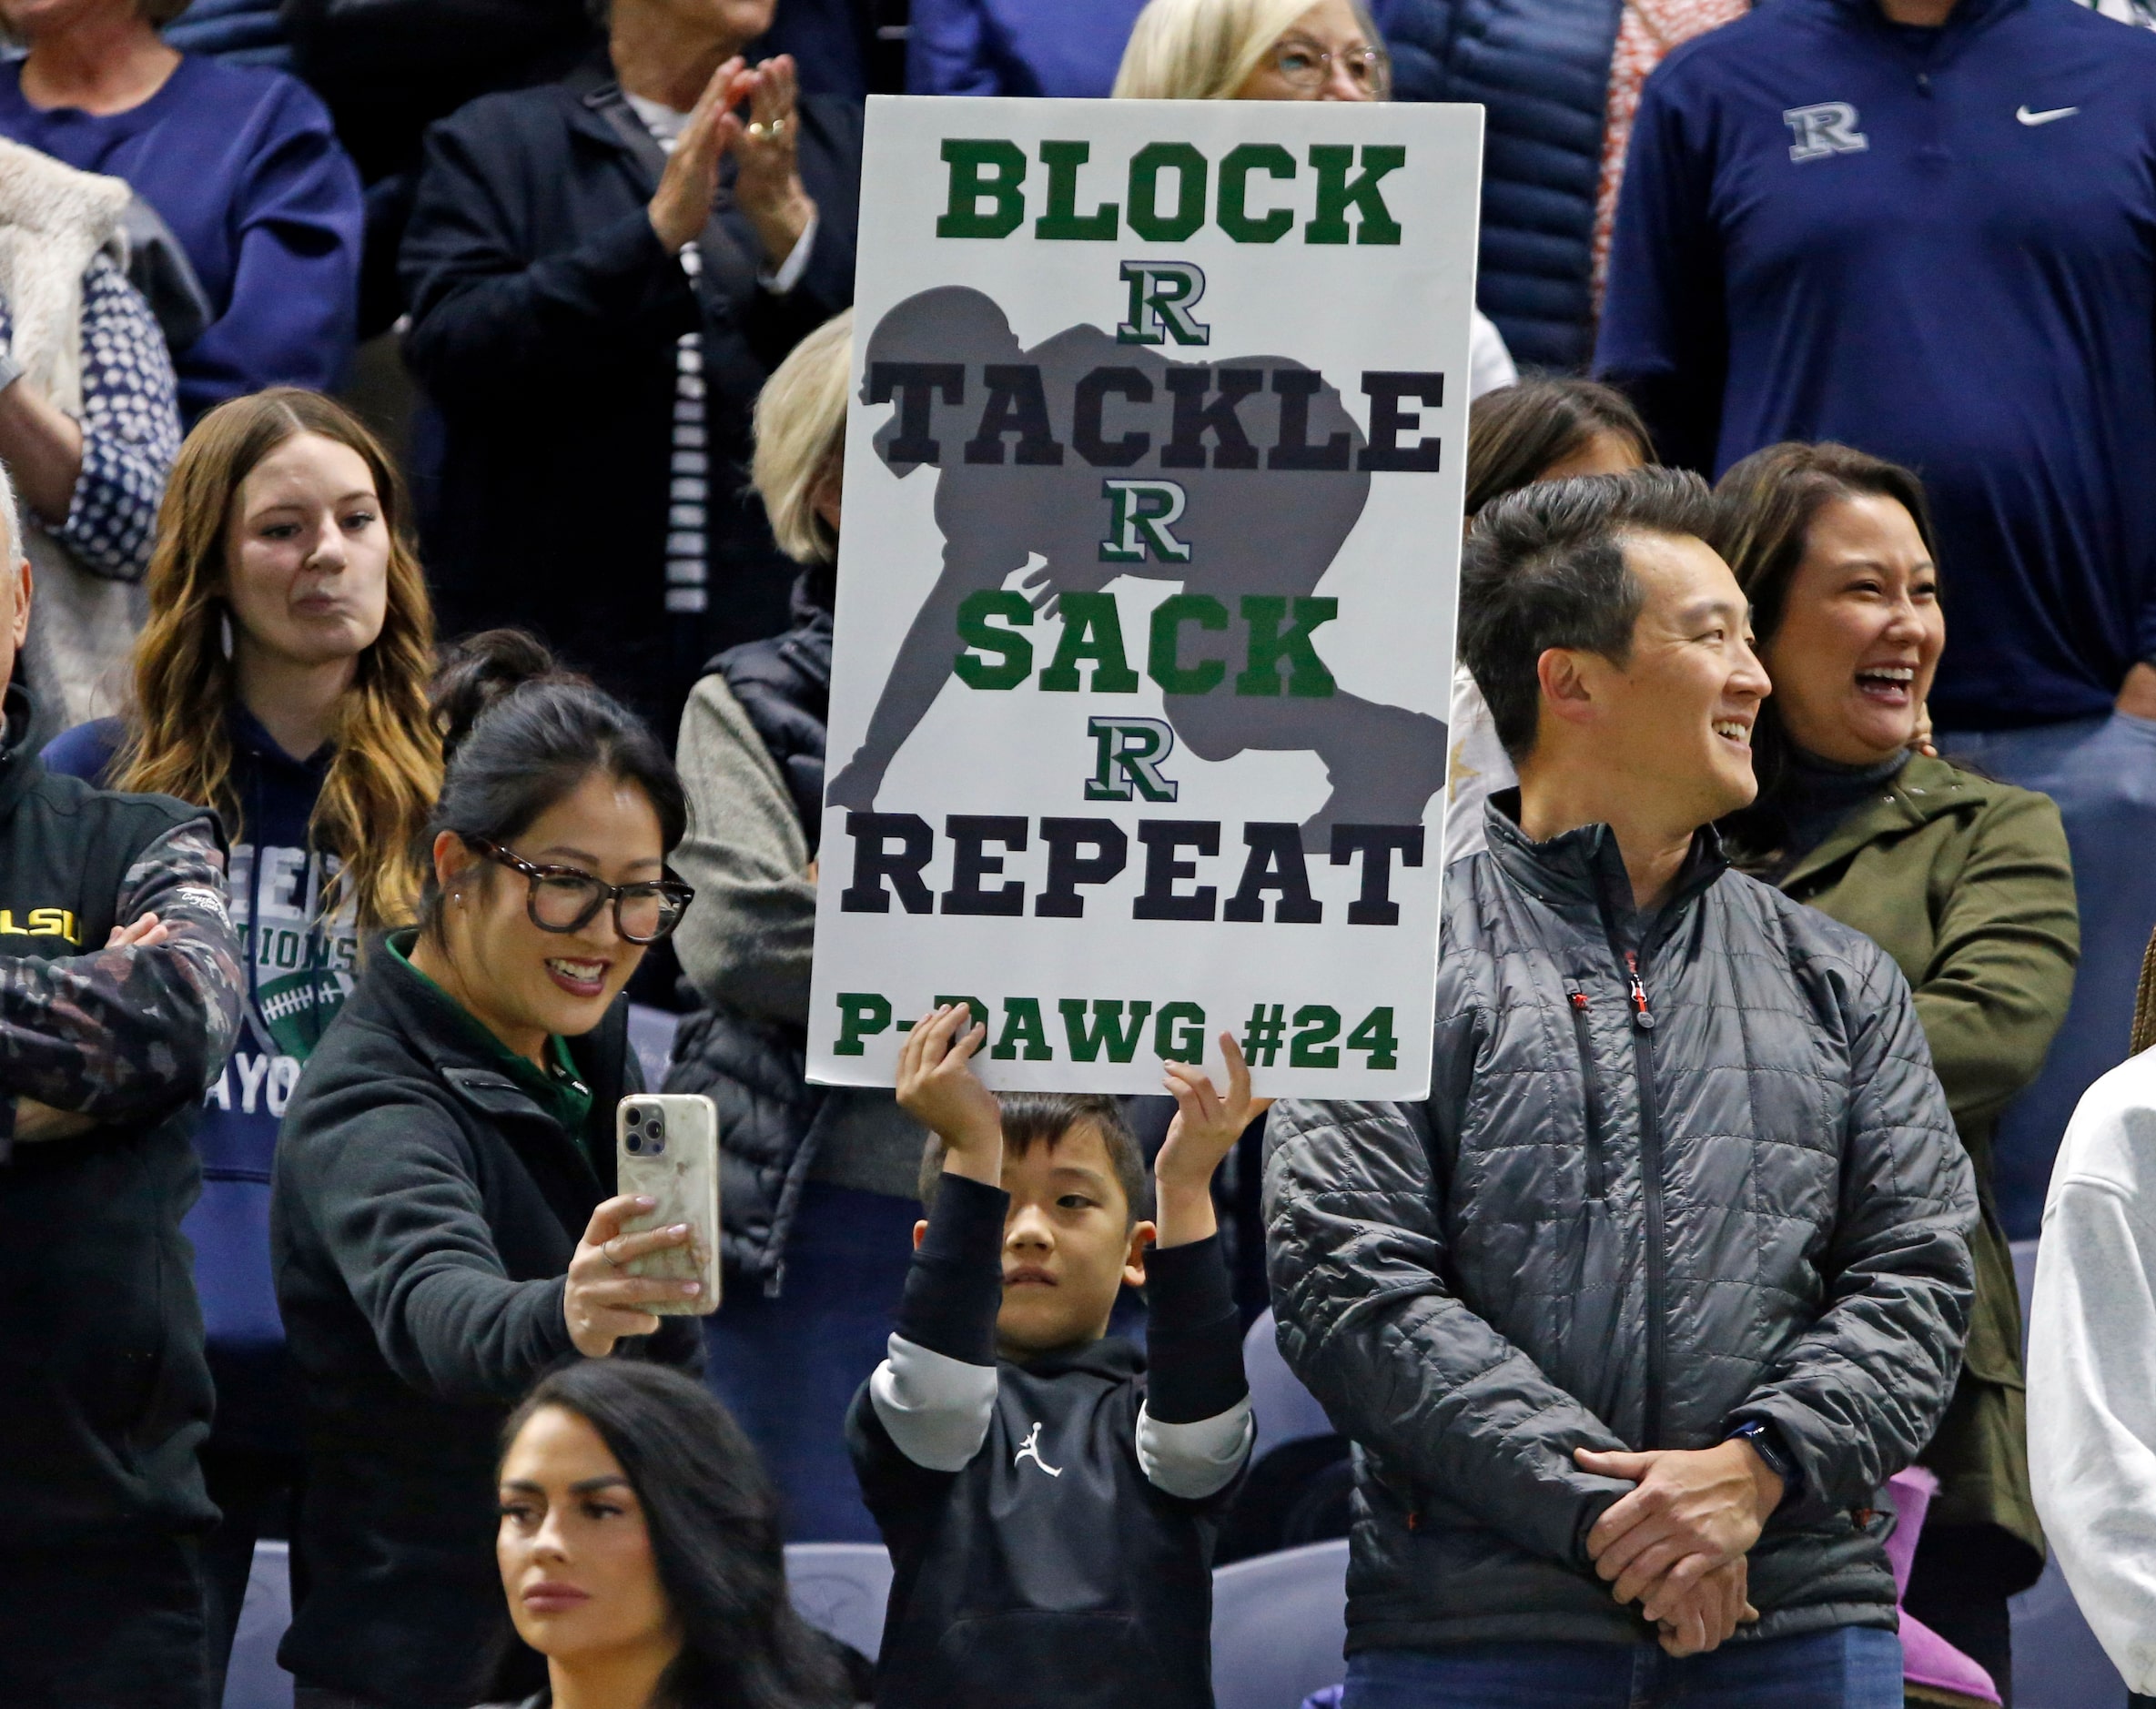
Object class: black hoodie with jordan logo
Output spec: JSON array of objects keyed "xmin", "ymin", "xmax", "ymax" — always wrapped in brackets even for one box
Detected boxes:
[{"xmin": 846, "ymin": 1175, "xmax": 1250, "ymax": 1709}]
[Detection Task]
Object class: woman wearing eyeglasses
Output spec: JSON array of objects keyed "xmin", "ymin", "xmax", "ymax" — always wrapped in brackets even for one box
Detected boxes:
[
  {"xmin": 270, "ymin": 629, "xmax": 704, "ymax": 1709},
  {"xmin": 1113, "ymin": 0, "xmax": 1516, "ymax": 400}
]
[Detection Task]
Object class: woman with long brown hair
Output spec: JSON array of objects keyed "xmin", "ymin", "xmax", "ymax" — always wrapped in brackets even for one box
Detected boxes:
[{"xmin": 42, "ymin": 385, "xmax": 440, "ymax": 1700}]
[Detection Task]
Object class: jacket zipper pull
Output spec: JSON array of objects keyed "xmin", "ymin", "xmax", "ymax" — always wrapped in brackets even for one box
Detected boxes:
[
  {"xmin": 1625, "ymin": 952, "xmax": 1655, "ymax": 1030},
  {"xmin": 1568, "ymin": 990, "xmax": 1604, "ymax": 1199}
]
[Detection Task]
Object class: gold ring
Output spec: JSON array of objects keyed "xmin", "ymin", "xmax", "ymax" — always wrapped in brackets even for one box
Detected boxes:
[{"xmin": 747, "ymin": 118, "xmax": 784, "ymax": 138}]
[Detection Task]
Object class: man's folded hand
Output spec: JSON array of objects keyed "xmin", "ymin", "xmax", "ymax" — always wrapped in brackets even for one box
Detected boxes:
[
  {"xmin": 1575, "ymin": 1441, "xmax": 1781, "ymax": 1602},
  {"xmin": 1643, "ymin": 1555, "xmax": 1758, "ymax": 1656}
]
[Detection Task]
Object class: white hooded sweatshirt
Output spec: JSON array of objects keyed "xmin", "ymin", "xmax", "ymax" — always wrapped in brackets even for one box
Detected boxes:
[{"xmin": 2029, "ymin": 1048, "xmax": 2156, "ymax": 1695}]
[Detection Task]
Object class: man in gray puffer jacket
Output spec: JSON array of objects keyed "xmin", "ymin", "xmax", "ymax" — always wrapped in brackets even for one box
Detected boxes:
[{"xmin": 1268, "ymin": 470, "xmax": 1976, "ymax": 1708}]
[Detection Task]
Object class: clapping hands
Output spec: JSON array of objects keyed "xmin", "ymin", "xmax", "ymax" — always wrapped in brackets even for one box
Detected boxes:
[{"xmin": 646, "ymin": 53, "xmax": 816, "ymax": 271}]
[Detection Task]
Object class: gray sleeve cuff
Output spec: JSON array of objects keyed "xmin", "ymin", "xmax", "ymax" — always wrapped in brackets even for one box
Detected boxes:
[
  {"xmin": 1137, "ymin": 1397, "xmax": 1253, "ymax": 1499},
  {"xmin": 870, "ymin": 1331, "xmax": 999, "ymax": 1471}
]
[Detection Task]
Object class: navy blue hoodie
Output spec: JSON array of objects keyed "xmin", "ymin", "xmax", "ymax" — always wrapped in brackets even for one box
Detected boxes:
[
  {"xmin": 1595, "ymin": 0, "xmax": 2156, "ymax": 731},
  {"xmin": 45, "ymin": 710, "xmax": 355, "ymax": 1452}
]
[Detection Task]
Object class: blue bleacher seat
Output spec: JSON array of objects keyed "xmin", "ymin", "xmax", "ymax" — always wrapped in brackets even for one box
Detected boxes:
[
  {"xmin": 2013, "ymin": 1551, "xmax": 2128, "ymax": 1709},
  {"xmin": 1221, "ymin": 1310, "xmax": 1353, "ymax": 1562},
  {"xmin": 223, "ymin": 1540, "xmax": 293, "ymax": 1709},
  {"xmin": 785, "ymin": 1541, "xmax": 893, "ymax": 1662},
  {"xmin": 1244, "ymin": 1310, "xmax": 1334, "ymax": 1461},
  {"xmin": 1211, "ymin": 1538, "xmax": 1349, "ymax": 1709},
  {"xmin": 626, "ymin": 1001, "xmax": 685, "ymax": 1092}
]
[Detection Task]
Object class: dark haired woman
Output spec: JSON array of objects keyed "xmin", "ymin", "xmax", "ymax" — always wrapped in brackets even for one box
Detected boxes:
[
  {"xmin": 1444, "ymin": 376, "xmax": 1653, "ymax": 865},
  {"xmin": 1715, "ymin": 441, "xmax": 2079, "ymax": 1703},
  {"xmin": 272, "ymin": 632, "xmax": 704, "ymax": 1709},
  {"xmin": 483, "ymin": 1361, "xmax": 850, "ymax": 1709},
  {"xmin": 42, "ymin": 386, "xmax": 440, "ymax": 1698},
  {"xmin": 1463, "ymin": 375, "xmax": 1654, "ymax": 518}
]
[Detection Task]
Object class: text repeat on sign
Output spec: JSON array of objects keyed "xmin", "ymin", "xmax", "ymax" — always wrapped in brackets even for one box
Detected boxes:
[{"xmin": 810, "ymin": 96, "xmax": 1486, "ymax": 1098}]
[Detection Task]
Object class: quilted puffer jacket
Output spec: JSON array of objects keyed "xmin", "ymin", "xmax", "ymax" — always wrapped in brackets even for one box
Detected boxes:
[
  {"xmin": 1390, "ymin": 0, "xmax": 1625, "ymax": 369},
  {"xmin": 1265, "ymin": 796, "xmax": 1975, "ymax": 1652}
]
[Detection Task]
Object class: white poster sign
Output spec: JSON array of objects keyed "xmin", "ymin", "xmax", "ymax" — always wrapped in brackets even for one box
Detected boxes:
[{"xmin": 808, "ymin": 95, "xmax": 1483, "ymax": 1097}]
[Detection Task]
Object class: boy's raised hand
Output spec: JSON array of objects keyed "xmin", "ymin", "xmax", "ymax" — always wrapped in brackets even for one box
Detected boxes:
[
  {"xmin": 896, "ymin": 1003, "xmax": 1003, "ymax": 1186},
  {"xmin": 1154, "ymin": 1033, "xmax": 1272, "ymax": 1249}
]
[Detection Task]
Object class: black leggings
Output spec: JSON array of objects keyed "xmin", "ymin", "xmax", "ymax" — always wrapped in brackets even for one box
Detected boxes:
[
  {"xmin": 199, "ymin": 1443, "xmax": 302, "ymax": 1709},
  {"xmin": 0, "ymin": 1539, "xmax": 205, "ymax": 1708},
  {"xmin": 1903, "ymin": 1522, "xmax": 2031, "ymax": 1709}
]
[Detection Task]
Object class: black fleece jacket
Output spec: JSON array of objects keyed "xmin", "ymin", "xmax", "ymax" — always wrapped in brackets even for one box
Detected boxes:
[
  {"xmin": 270, "ymin": 932, "xmax": 698, "ymax": 1705},
  {"xmin": 0, "ymin": 686, "xmax": 242, "ymax": 1552}
]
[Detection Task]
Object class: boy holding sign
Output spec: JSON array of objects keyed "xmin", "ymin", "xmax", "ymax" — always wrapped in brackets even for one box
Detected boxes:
[{"xmin": 845, "ymin": 1003, "xmax": 1264, "ymax": 1707}]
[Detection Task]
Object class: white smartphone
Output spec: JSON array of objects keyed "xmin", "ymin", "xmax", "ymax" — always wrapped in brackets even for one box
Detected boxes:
[{"xmin": 615, "ymin": 1093, "xmax": 722, "ymax": 1315}]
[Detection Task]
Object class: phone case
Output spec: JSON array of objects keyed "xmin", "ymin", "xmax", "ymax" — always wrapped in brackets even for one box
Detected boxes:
[{"xmin": 615, "ymin": 1094, "xmax": 723, "ymax": 1315}]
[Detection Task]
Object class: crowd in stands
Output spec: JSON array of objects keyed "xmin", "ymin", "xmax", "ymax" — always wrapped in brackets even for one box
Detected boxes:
[{"xmin": 4, "ymin": 0, "xmax": 2156, "ymax": 1706}]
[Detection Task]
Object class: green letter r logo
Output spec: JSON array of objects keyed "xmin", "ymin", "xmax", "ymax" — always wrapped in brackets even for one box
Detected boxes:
[
  {"xmin": 1099, "ymin": 479, "xmax": 1192, "ymax": 564},
  {"xmin": 1087, "ymin": 715, "xmax": 1179, "ymax": 803},
  {"xmin": 1117, "ymin": 260, "xmax": 1210, "ymax": 346}
]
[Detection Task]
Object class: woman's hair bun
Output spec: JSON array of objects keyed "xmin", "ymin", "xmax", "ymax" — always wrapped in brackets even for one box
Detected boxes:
[{"xmin": 430, "ymin": 628, "xmax": 589, "ymax": 763}]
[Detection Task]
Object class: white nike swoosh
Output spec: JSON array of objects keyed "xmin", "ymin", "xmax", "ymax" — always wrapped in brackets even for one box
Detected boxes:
[{"xmin": 2018, "ymin": 105, "xmax": 2080, "ymax": 126}]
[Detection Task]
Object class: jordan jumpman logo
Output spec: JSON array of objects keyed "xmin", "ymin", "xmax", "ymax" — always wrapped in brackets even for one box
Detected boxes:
[{"xmin": 1013, "ymin": 1421, "xmax": 1063, "ymax": 1478}]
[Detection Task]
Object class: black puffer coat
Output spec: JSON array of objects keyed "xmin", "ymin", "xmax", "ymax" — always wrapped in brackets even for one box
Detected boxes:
[
  {"xmin": 1265, "ymin": 797, "xmax": 1975, "ymax": 1653},
  {"xmin": 717, "ymin": 580, "xmax": 830, "ymax": 854},
  {"xmin": 663, "ymin": 592, "xmax": 829, "ymax": 1287}
]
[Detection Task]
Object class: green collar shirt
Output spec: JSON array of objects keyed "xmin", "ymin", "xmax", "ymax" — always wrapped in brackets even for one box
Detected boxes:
[{"xmin": 384, "ymin": 930, "xmax": 594, "ymax": 1150}]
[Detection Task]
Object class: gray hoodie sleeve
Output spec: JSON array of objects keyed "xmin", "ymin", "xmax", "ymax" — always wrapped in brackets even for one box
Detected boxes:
[{"xmin": 671, "ymin": 673, "xmax": 817, "ymax": 1026}]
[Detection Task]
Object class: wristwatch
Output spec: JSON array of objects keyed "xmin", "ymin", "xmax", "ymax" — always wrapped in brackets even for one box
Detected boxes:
[{"xmin": 1726, "ymin": 1418, "xmax": 1797, "ymax": 1507}]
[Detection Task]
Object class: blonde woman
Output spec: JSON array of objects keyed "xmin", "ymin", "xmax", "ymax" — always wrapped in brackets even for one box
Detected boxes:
[
  {"xmin": 664, "ymin": 308, "xmax": 925, "ymax": 1544},
  {"xmin": 1115, "ymin": 0, "xmax": 1517, "ymax": 399},
  {"xmin": 41, "ymin": 386, "xmax": 439, "ymax": 1699}
]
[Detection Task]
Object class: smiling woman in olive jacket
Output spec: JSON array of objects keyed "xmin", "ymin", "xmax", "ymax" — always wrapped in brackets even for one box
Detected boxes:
[
  {"xmin": 270, "ymin": 633, "xmax": 703, "ymax": 1709},
  {"xmin": 1716, "ymin": 444, "xmax": 2079, "ymax": 1702}
]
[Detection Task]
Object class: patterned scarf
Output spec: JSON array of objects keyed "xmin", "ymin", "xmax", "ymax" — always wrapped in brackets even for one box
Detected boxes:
[{"xmin": 1592, "ymin": 0, "xmax": 1749, "ymax": 310}]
